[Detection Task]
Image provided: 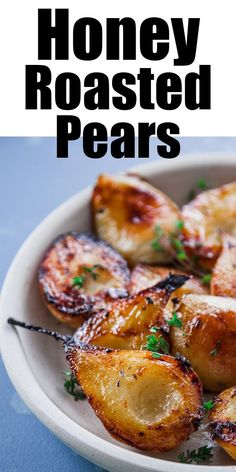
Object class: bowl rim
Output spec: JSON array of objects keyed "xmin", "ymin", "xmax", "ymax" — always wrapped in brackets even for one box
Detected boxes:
[{"xmin": 1, "ymin": 153, "xmax": 236, "ymax": 472}]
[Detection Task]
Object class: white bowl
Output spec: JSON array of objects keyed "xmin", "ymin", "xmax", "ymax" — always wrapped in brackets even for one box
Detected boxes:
[{"xmin": 1, "ymin": 154, "xmax": 236, "ymax": 472}]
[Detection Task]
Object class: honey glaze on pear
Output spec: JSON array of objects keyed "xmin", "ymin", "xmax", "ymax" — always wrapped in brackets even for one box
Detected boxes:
[
  {"xmin": 209, "ymin": 386, "xmax": 236, "ymax": 460},
  {"xmin": 75, "ymin": 274, "xmax": 188, "ymax": 350},
  {"xmin": 38, "ymin": 232, "xmax": 130, "ymax": 328},
  {"xmin": 169, "ymin": 294, "xmax": 236, "ymax": 392},
  {"xmin": 66, "ymin": 345, "xmax": 203, "ymax": 451},
  {"xmin": 7, "ymin": 318, "xmax": 203, "ymax": 452},
  {"xmin": 92, "ymin": 174, "xmax": 180, "ymax": 266}
]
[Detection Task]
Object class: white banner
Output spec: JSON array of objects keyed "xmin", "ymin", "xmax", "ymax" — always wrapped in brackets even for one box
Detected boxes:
[{"xmin": 0, "ymin": 0, "xmax": 235, "ymax": 137}]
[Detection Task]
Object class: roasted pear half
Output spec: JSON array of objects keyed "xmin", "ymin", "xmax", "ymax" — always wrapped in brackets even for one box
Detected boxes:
[
  {"xmin": 38, "ymin": 233, "xmax": 130, "ymax": 328},
  {"xmin": 92, "ymin": 174, "xmax": 181, "ymax": 266},
  {"xmin": 169, "ymin": 294, "xmax": 236, "ymax": 392},
  {"xmin": 8, "ymin": 318, "xmax": 203, "ymax": 452},
  {"xmin": 67, "ymin": 349, "xmax": 203, "ymax": 451},
  {"xmin": 129, "ymin": 265, "xmax": 208, "ymax": 324},
  {"xmin": 75, "ymin": 274, "xmax": 188, "ymax": 349},
  {"xmin": 181, "ymin": 181, "xmax": 236, "ymax": 269},
  {"xmin": 209, "ymin": 386, "xmax": 236, "ymax": 460},
  {"xmin": 211, "ymin": 234, "xmax": 236, "ymax": 298},
  {"xmin": 129, "ymin": 264, "xmax": 208, "ymax": 297}
]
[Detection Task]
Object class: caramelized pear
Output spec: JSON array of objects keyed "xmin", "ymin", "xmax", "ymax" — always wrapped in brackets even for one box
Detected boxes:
[
  {"xmin": 211, "ymin": 234, "xmax": 236, "ymax": 298},
  {"xmin": 209, "ymin": 386, "xmax": 236, "ymax": 460},
  {"xmin": 67, "ymin": 348, "xmax": 203, "ymax": 451},
  {"xmin": 75, "ymin": 274, "xmax": 188, "ymax": 350},
  {"xmin": 129, "ymin": 264, "xmax": 208, "ymax": 321},
  {"xmin": 92, "ymin": 174, "xmax": 180, "ymax": 266},
  {"xmin": 169, "ymin": 294, "xmax": 236, "ymax": 392},
  {"xmin": 38, "ymin": 233, "xmax": 130, "ymax": 328},
  {"xmin": 181, "ymin": 181, "xmax": 236, "ymax": 269},
  {"xmin": 8, "ymin": 318, "xmax": 203, "ymax": 452}
]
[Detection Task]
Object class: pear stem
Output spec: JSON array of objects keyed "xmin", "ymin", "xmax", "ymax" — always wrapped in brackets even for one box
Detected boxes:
[
  {"xmin": 7, "ymin": 317, "xmax": 70, "ymax": 343},
  {"xmin": 155, "ymin": 273, "xmax": 189, "ymax": 294}
]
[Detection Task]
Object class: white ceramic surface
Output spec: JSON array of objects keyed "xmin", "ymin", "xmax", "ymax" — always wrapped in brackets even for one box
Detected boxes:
[{"xmin": 1, "ymin": 154, "xmax": 236, "ymax": 472}]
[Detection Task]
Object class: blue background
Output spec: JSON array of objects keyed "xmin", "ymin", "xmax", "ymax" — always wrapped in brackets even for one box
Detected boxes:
[{"xmin": 1, "ymin": 137, "xmax": 235, "ymax": 472}]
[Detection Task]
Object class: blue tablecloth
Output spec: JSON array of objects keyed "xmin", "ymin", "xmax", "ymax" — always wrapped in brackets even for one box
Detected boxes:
[{"xmin": 1, "ymin": 137, "xmax": 235, "ymax": 472}]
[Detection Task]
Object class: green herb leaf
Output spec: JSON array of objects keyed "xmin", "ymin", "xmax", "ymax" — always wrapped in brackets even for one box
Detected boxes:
[
  {"xmin": 72, "ymin": 275, "xmax": 86, "ymax": 288},
  {"xmin": 144, "ymin": 334, "xmax": 169, "ymax": 355},
  {"xmin": 172, "ymin": 239, "xmax": 183, "ymax": 251},
  {"xmin": 144, "ymin": 335, "xmax": 160, "ymax": 352},
  {"xmin": 167, "ymin": 312, "xmax": 183, "ymax": 329},
  {"xmin": 176, "ymin": 250, "xmax": 187, "ymax": 261},
  {"xmin": 203, "ymin": 400, "xmax": 215, "ymax": 411},
  {"xmin": 154, "ymin": 225, "xmax": 163, "ymax": 237},
  {"xmin": 197, "ymin": 178, "xmax": 208, "ymax": 191},
  {"xmin": 178, "ymin": 445, "xmax": 214, "ymax": 464},
  {"xmin": 64, "ymin": 370, "xmax": 86, "ymax": 401},
  {"xmin": 150, "ymin": 326, "xmax": 160, "ymax": 333},
  {"xmin": 82, "ymin": 264, "xmax": 100, "ymax": 280},
  {"xmin": 151, "ymin": 225, "xmax": 165, "ymax": 253},
  {"xmin": 211, "ymin": 340, "xmax": 221, "ymax": 357},
  {"xmin": 151, "ymin": 240, "xmax": 163, "ymax": 252},
  {"xmin": 171, "ymin": 238, "xmax": 187, "ymax": 261},
  {"xmin": 72, "ymin": 265, "xmax": 100, "ymax": 287},
  {"xmin": 176, "ymin": 220, "xmax": 184, "ymax": 231},
  {"xmin": 152, "ymin": 352, "xmax": 162, "ymax": 359},
  {"xmin": 202, "ymin": 274, "xmax": 212, "ymax": 285}
]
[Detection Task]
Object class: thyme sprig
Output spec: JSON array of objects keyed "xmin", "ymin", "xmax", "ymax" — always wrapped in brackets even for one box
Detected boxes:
[
  {"xmin": 178, "ymin": 445, "xmax": 214, "ymax": 464},
  {"xmin": 151, "ymin": 221, "xmax": 205, "ymax": 277},
  {"xmin": 203, "ymin": 400, "xmax": 215, "ymax": 411},
  {"xmin": 64, "ymin": 370, "xmax": 86, "ymax": 401},
  {"xmin": 144, "ymin": 334, "xmax": 170, "ymax": 359},
  {"xmin": 167, "ymin": 311, "xmax": 183, "ymax": 329},
  {"xmin": 72, "ymin": 264, "xmax": 101, "ymax": 288},
  {"xmin": 202, "ymin": 273, "xmax": 212, "ymax": 285}
]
